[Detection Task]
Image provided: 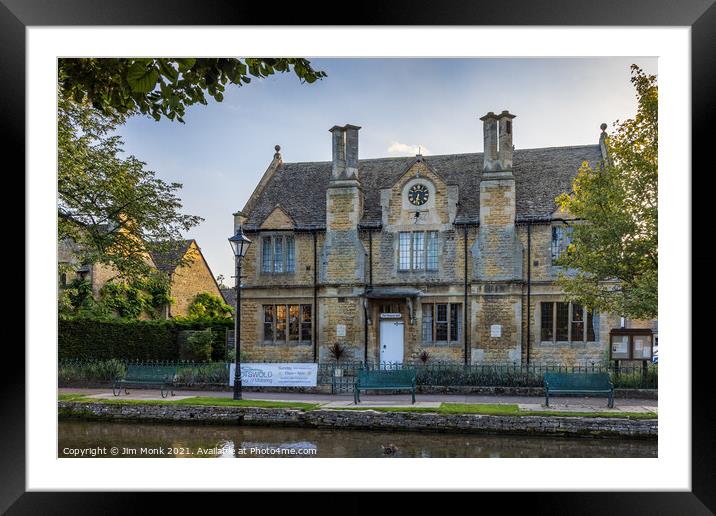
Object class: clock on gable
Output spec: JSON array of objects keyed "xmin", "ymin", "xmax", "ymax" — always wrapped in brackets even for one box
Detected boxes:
[{"xmin": 408, "ymin": 183, "xmax": 429, "ymax": 206}]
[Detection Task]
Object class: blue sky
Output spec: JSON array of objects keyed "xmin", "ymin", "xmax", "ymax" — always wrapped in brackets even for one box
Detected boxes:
[{"xmin": 116, "ymin": 57, "xmax": 657, "ymax": 282}]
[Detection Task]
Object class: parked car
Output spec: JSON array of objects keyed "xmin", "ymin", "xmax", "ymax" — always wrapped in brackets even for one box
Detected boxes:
[{"xmin": 652, "ymin": 344, "xmax": 658, "ymax": 364}]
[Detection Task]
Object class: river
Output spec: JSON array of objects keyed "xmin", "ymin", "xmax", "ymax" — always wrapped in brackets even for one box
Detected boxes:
[{"xmin": 58, "ymin": 420, "xmax": 657, "ymax": 458}]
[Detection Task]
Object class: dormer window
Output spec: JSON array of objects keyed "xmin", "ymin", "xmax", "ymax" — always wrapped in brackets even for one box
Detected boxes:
[{"xmin": 261, "ymin": 234, "xmax": 295, "ymax": 274}]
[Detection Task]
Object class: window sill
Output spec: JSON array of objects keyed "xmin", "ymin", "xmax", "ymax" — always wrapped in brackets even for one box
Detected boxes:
[
  {"xmin": 538, "ymin": 340, "xmax": 601, "ymax": 347},
  {"xmin": 261, "ymin": 341, "xmax": 313, "ymax": 347},
  {"xmin": 421, "ymin": 341, "xmax": 461, "ymax": 347}
]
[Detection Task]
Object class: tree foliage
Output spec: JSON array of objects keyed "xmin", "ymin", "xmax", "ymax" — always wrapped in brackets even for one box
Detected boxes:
[
  {"xmin": 185, "ymin": 328, "xmax": 215, "ymax": 362},
  {"xmin": 59, "ymin": 275, "xmax": 173, "ymax": 320},
  {"xmin": 58, "ymin": 94, "xmax": 203, "ymax": 282},
  {"xmin": 183, "ymin": 292, "xmax": 234, "ymax": 321},
  {"xmin": 98, "ymin": 275, "xmax": 173, "ymax": 319},
  {"xmin": 58, "ymin": 58, "xmax": 326, "ymax": 122},
  {"xmin": 556, "ymin": 65, "xmax": 657, "ymax": 320}
]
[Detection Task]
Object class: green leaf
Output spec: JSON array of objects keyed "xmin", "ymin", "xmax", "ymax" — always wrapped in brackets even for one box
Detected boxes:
[
  {"xmin": 126, "ymin": 62, "xmax": 160, "ymax": 93},
  {"xmin": 175, "ymin": 58, "xmax": 196, "ymax": 72},
  {"xmin": 158, "ymin": 60, "xmax": 178, "ymax": 83}
]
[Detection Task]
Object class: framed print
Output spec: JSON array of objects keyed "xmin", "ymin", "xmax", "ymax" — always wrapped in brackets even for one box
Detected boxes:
[{"xmin": 5, "ymin": 0, "xmax": 712, "ymax": 512}]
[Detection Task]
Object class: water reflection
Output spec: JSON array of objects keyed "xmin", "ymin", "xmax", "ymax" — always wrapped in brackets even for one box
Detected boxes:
[{"xmin": 58, "ymin": 421, "xmax": 657, "ymax": 458}]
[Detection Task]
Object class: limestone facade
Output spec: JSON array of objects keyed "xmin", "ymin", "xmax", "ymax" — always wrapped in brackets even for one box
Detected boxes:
[{"xmin": 236, "ymin": 114, "xmax": 656, "ymax": 366}]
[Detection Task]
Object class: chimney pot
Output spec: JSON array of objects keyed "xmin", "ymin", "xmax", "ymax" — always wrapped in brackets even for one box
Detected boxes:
[
  {"xmin": 481, "ymin": 110, "xmax": 515, "ymax": 172},
  {"xmin": 498, "ymin": 110, "xmax": 516, "ymax": 170},
  {"xmin": 330, "ymin": 124, "xmax": 361, "ymax": 181}
]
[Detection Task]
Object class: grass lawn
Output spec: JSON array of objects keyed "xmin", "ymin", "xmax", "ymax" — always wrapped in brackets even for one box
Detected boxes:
[
  {"xmin": 336, "ymin": 403, "xmax": 657, "ymax": 420},
  {"xmin": 58, "ymin": 394, "xmax": 656, "ymax": 419}
]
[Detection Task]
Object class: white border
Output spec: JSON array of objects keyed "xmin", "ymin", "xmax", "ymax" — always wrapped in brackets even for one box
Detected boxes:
[{"xmin": 28, "ymin": 27, "xmax": 690, "ymax": 491}]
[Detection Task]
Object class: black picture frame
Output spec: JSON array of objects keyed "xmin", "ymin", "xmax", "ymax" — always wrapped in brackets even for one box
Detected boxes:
[{"xmin": 5, "ymin": 0, "xmax": 711, "ymax": 512}]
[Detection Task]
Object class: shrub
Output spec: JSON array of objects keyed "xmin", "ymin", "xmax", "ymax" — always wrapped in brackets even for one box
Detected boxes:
[
  {"xmin": 328, "ymin": 342, "xmax": 347, "ymax": 363},
  {"xmin": 58, "ymin": 317, "xmax": 233, "ymax": 361},
  {"xmin": 58, "ymin": 359, "xmax": 127, "ymax": 384},
  {"xmin": 175, "ymin": 362, "xmax": 228, "ymax": 385},
  {"xmin": 418, "ymin": 349, "xmax": 431, "ymax": 364},
  {"xmin": 184, "ymin": 292, "xmax": 233, "ymax": 320},
  {"xmin": 185, "ymin": 329, "xmax": 213, "ymax": 362}
]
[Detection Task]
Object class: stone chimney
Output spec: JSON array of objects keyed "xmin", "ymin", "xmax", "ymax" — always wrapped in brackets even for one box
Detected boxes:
[
  {"xmin": 498, "ymin": 110, "xmax": 515, "ymax": 170},
  {"xmin": 479, "ymin": 112, "xmax": 499, "ymax": 172},
  {"xmin": 330, "ymin": 124, "xmax": 361, "ymax": 181},
  {"xmin": 472, "ymin": 110, "xmax": 523, "ymax": 365},
  {"xmin": 321, "ymin": 123, "xmax": 366, "ymax": 284},
  {"xmin": 473, "ymin": 109, "xmax": 521, "ymax": 280},
  {"xmin": 480, "ymin": 110, "xmax": 516, "ymax": 173}
]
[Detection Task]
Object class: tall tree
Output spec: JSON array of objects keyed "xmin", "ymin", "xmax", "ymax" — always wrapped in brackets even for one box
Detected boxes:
[
  {"xmin": 556, "ymin": 65, "xmax": 657, "ymax": 320},
  {"xmin": 58, "ymin": 57, "xmax": 326, "ymax": 282},
  {"xmin": 58, "ymin": 93, "xmax": 202, "ymax": 281},
  {"xmin": 59, "ymin": 58, "xmax": 326, "ymax": 122}
]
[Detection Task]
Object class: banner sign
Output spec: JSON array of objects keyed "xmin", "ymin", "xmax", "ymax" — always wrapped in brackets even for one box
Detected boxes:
[{"xmin": 228, "ymin": 363, "xmax": 318, "ymax": 387}]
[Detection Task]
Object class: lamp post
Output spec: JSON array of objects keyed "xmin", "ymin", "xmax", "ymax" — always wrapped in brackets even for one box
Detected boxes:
[{"xmin": 229, "ymin": 226, "xmax": 252, "ymax": 400}]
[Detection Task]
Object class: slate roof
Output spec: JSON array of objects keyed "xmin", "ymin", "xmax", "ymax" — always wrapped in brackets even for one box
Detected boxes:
[
  {"xmin": 149, "ymin": 239, "xmax": 194, "ymax": 273},
  {"xmin": 243, "ymin": 145, "xmax": 602, "ymax": 230},
  {"xmin": 220, "ymin": 287, "xmax": 235, "ymax": 307}
]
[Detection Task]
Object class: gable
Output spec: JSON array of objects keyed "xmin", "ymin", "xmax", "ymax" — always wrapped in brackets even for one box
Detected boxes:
[
  {"xmin": 386, "ymin": 160, "xmax": 453, "ymax": 227},
  {"xmin": 260, "ymin": 205, "xmax": 295, "ymax": 230}
]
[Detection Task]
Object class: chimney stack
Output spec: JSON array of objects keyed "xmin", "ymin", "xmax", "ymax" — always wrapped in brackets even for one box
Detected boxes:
[
  {"xmin": 480, "ymin": 110, "xmax": 516, "ymax": 173},
  {"xmin": 498, "ymin": 110, "xmax": 515, "ymax": 170},
  {"xmin": 479, "ymin": 112, "xmax": 499, "ymax": 171},
  {"xmin": 329, "ymin": 124, "xmax": 361, "ymax": 180}
]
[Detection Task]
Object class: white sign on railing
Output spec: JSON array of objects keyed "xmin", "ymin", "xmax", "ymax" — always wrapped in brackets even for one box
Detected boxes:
[{"xmin": 228, "ymin": 363, "xmax": 318, "ymax": 387}]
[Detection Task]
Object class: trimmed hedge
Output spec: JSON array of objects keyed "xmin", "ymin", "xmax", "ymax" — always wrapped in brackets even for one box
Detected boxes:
[{"xmin": 59, "ymin": 318, "xmax": 233, "ymax": 361}]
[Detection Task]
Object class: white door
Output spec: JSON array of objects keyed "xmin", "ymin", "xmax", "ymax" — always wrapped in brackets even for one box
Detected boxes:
[{"xmin": 380, "ymin": 320, "xmax": 404, "ymax": 364}]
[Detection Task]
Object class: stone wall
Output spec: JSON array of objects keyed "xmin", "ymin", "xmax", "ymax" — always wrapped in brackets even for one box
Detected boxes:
[
  {"xmin": 238, "ymin": 295, "xmax": 315, "ymax": 362},
  {"xmin": 169, "ymin": 242, "xmax": 224, "ymax": 317},
  {"xmin": 59, "ymin": 401, "xmax": 658, "ymax": 439},
  {"xmin": 243, "ymin": 231, "xmax": 319, "ymax": 288},
  {"xmin": 318, "ymin": 290, "xmax": 364, "ymax": 362},
  {"xmin": 471, "ymin": 284, "xmax": 522, "ymax": 364},
  {"xmin": 527, "ymin": 292, "xmax": 612, "ymax": 366},
  {"xmin": 517, "ymin": 223, "xmax": 557, "ymax": 283},
  {"xmin": 320, "ymin": 183, "xmax": 366, "ymax": 285}
]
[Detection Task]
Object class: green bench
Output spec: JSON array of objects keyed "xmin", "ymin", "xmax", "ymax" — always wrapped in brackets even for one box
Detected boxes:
[
  {"xmin": 113, "ymin": 365, "xmax": 177, "ymax": 398},
  {"xmin": 354, "ymin": 368, "xmax": 417, "ymax": 404},
  {"xmin": 543, "ymin": 372, "xmax": 614, "ymax": 408}
]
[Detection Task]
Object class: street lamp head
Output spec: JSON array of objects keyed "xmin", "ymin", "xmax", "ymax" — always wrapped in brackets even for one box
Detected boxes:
[{"xmin": 228, "ymin": 226, "xmax": 252, "ymax": 259}]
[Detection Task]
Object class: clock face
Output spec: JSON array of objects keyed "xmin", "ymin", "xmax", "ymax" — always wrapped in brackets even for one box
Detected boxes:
[{"xmin": 408, "ymin": 183, "xmax": 429, "ymax": 206}]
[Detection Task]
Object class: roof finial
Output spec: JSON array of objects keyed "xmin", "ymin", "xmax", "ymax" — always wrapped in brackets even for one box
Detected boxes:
[
  {"xmin": 274, "ymin": 144, "xmax": 281, "ymax": 159},
  {"xmin": 600, "ymin": 123, "xmax": 607, "ymax": 133}
]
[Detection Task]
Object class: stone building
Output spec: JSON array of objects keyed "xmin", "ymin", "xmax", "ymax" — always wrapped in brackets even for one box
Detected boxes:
[
  {"xmin": 59, "ymin": 238, "xmax": 224, "ymax": 318},
  {"xmin": 150, "ymin": 239, "xmax": 226, "ymax": 318},
  {"xmin": 233, "ymin": 112, "xmax": 643, "ymax": 366}
]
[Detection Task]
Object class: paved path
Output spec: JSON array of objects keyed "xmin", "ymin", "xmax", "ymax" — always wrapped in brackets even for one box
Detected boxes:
[{"xmin": 60, "ymin": 387, "xmax": 657, "ymax": 413}]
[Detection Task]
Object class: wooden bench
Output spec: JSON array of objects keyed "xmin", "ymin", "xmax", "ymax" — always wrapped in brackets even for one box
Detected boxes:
[
  {"xmin": 543, "ymin": 372, "xmax": 614, "ymax": 408},
  {"xmin": 354, "ymin": 368, "xmax": 417, "ymax": 404},
  {"xmin": 113, "ymin": 365, "xmax": 177, "ymax": 398}
]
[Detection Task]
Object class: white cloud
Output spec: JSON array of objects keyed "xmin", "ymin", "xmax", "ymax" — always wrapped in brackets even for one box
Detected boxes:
[{"xmin": 386, "ymin": 141, "xmax": 432, "ymax": 156}]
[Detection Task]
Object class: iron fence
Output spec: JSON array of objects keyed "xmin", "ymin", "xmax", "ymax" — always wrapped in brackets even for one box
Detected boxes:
[{"xmin": 58, "ymin": 358, "xmax": 658, "ymax": 390}]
